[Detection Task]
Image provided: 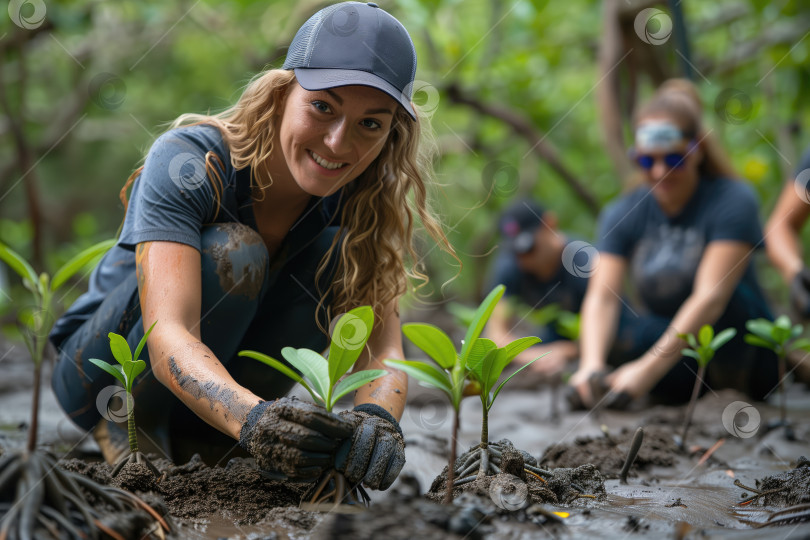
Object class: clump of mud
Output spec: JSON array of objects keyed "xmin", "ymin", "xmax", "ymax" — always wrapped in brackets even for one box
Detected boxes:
[
  {"xmin": 754, "ymin": 456, "xmax": 810, "ymax": 507},
  {"xmin": 111, "ymin": 461, "xmax": 159, "ymax": 492},
  {"xmin": 61, "ymin": 453, "xmax": 309, "ymax": 526},
  {"xmin": 539, "ymin": 425, "xmax": 680, "ymax": 478}
]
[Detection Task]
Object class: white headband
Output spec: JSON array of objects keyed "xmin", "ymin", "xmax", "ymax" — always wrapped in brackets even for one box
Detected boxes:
[{"xmin": 635, "ymin": 121, "xmax": 683, "ymax": 152}]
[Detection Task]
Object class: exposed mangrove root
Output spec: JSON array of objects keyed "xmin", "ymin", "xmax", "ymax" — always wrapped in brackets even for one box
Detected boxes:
[
  {"xmin": 734, "ymin": 479, "xmax": 790, "ymax": 506},
  {"xmin": 738, "ymin": 503, "xmax": 810, "ymax": 528},
  {"xmin": 451, "ymin": 442, "xmax": 553, "ymax": 487},
  {"xmin": 0, "ymin": 448, "xmax": 172, "ymax": 539},
  {"xmin": 111, "ymin": 450, "xmax": 160, "ymax": 478},
  {"xmin": 303, "ymin": 469, "xmax": 370, "ymax": 509}
]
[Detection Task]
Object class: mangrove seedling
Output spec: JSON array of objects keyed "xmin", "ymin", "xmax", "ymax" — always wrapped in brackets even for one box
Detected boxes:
[
  {"xmin": 88, "ymin": 321, "xmax": 159, "ymax": 477},
  {"xmin": 745, "ymin": 315, "xmax": 810, "ymax": 430},
  {"xmin": 0, "ymin": 239, "xmax": 172, "ymax": 538},
  {"xmin": 386, "ymin": 285, "xmax": 548, "ymax": 502},
  {"xmin": 239, "ymin": 305, "xmax": 387, "ymax": 506},
  {"xmin": 677, "ymin": 325, "xmax": 736, "ymax": 449}
]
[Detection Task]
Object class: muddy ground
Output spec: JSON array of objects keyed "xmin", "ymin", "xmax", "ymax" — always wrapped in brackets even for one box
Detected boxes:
[{"xmin": 2, "ymin": 336, "xmax": 810, "ymax": 539}]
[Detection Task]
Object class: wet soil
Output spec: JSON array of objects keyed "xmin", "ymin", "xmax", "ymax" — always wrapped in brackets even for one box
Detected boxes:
[
  {"xmin": 3, "ymin": 338, "xmax": 810, "ymax": 538},
  {"xmin": 539, "ymin": 425, "xmax": 681, "ymax": 478}
]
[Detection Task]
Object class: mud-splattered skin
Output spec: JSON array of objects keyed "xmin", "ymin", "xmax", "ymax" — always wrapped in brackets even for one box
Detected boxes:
[{"xmin": 168, "ymin": 352, "xmax": 253, "ymax": 425}]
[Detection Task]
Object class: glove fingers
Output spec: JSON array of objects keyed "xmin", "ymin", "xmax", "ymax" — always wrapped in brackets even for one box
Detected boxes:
[
  {"xmin": 343, "ymin": 421, "xmax": 377, "ymax": 485},
  {"xmin": 276, "ymin": 424, "xmax": 340, "ymax": 453},
  {"xmin": 379, "ymin": 442, "xmax": 406, "ymax": 490},
  {"xmin": 363, "ymin": 435, "xmax": 399, "ymax": 490},
  {"xmin": 278, "ymin": 405, "xmax": 355, "ymax": 439}
]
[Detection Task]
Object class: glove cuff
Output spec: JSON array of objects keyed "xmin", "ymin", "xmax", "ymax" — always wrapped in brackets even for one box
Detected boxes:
[
  {"xmin": 239, "ymin": 400, "xmax": 273, "ymax": 450},
  {"xmin": 353, "ymin": 403, "xmax": 403, "ymax": 437}
]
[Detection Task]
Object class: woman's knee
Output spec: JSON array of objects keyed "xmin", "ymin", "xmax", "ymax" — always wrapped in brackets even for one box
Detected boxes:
[{"xmin": 201, "ymin": 223, "xmax": 269, "ymax": 301}]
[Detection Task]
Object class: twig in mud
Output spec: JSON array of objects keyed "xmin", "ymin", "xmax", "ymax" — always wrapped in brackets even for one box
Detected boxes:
[
  {"xmin": 696, "ymin": 438, "xmax": 724, "ymax": 467},
  {"xmin": 619, "ymin": 427, "xmax": 644, "ymax": 484}
]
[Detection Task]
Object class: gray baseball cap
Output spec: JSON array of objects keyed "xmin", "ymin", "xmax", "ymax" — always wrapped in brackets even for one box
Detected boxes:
[{"xmin": 282, "ymin": 2, "xmax": 417, "ymax": 119}]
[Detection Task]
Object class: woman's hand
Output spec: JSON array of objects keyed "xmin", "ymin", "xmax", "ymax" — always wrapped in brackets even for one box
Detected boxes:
[
  {"xmin": 567, "ymin": 366, "xmax": 604, "ymax": 409},
  {"xmin": 606, "ymin": 358, "xmax": 658, "ymax": 400}
]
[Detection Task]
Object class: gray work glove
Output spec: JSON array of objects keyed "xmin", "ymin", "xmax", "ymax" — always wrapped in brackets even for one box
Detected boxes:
[
  {"xmin": 791, "ymin": 267, "xmax": 810, "ymax": 319},
  {"xmin": 335, "ymin": 404, "xmax": 406, "ymax": 491},
  {"xmin": 239, "ymin": 396, "xmax": 355, "ymax": 482}
]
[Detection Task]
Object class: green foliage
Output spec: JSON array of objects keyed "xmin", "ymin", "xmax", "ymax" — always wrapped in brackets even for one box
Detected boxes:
[
  {"xmin": 239, "ymin": 306, "xmax": 386, "ymax": 411},
  {"xmin": 745, "ymin": 315, "xmax": 810, "ymax": 358},
  {"xmin": 88, "ymin": 321, "xmax": 156, "ymax": 394},
  {"xmin": 388, "ymin": 285, "xmax": 543, "ymax": 414},
  {"xmin": 678, "ymin": 325, "xmax": 737, "ymax": 368},
  {"xmin": 0, "ymin": 239, "xmax": 115, "ymax": 365},
  {"xmin": 387, "ymin": 285, "xmax": 508, "ymax": 410}
]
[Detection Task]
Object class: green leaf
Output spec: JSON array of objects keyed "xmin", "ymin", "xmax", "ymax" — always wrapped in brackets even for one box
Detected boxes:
[
  {"xmin": 746, "ymin": 319, "xmax": 775, "ymax": 343},
  {"xmin": 282, "ymin": 348, "xmax": 329, "ymax": 403},
  {"xmin": 0, "ymin": 242, "xmax": 38, "ymax": 286},
  {"xmin": 330, "ymin": 369, "xmax": 387, "ymax": 406},
  {"xmin": 774, "ymin": 315, "xmax": 791, "ymax": 331},
  {"xmin": 466, "ymin": 338, "xmax": 498, "ymax": 381},
  {"xmin": 459, "ymin": 285, "xmax": 505, "ymax": 365},
  {"xmin": 329, "ymin": 306, "xmax": 374, "ymax": 384},
  {"xmin": 788, "ymin": 338, "xmax": 810, "ymax": 353},
  {"xmin": 481, "ymin": 348, "xmax": 507, "ymax": 400},
  {"xmin": 133, "ymin": 320, "xmax": 157, "ymax": 362},
  {"xmin": 402, "ymin": 323, "xmax": 457, "ymax": 370},
  {"xmin": 790, "ymin": 324, "xmax": 804, "ymax": 340},
  {"xmin": 384, "ymin": 359, "xmax": 454, "ymax": 401},
  {"xmin": 50, "ymin": 239, "xmax": 116, "ymax": 291},
  {"xmin": 681, "ymin": 348, "xmax": 700, "ymax": 360},
  {"xmin": 108, "ymin": 332, "xmax": 132, "ymax": 366},
  {"xmin": 238, "ymin": 350, "xmax": 314, "ymax": 396},
  {"xmin": 745, "ymin": 334, "xmax": 774, "ymax": 350},
  {"xmin": 88, "ymin": 358, "xmax": 126, "ymax": 385},
  {"xmin": 771, "ymin": 324, "xmax": 790, "ymax": 345},
  {"xmin": 678, "ymin": 332, "xmax": 697, "ymax": 350},
  {"xmin": 503, "ymin": 336, "xmax": 541, "ymax": 362},
  {"xmin": 123, "ymin": 359, "xmax": 146, "ymax": 389},
  {"xmin": 698, "ymin": 325, "xmax": 714, "ymax": 348},
  {"xmin": 490, "ymin": 352, "xmax": 547, "ymax": 408},
  {"xmin": 709, "ymin": 328, "xmax": 737, "ymax": 350}
]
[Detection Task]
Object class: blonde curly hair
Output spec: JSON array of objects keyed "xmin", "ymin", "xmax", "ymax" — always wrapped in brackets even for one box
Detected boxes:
[{"xmin": 122, "ymin": 69, "xmax": 457, "ymax": 330}]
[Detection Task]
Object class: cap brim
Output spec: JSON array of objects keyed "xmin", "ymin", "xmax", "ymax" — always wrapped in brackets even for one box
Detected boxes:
[{"xmin": 294, "ymin": 68, "xmax": 416, "ymax": 120}]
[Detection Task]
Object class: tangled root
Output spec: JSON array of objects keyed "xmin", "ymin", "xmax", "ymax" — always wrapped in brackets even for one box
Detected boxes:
[{"xmin": 0, "ymin": 449, "xmax": 171, "ymax": 539}]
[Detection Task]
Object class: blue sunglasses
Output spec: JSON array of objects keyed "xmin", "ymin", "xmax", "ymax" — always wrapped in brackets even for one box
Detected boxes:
[
  {"xmin": 633, "ymin": 141, "xmax": 696, "ymax": 171},
  {"xmin": 635, "ymin": 152, "xmax": 687, "ymax": 170}
]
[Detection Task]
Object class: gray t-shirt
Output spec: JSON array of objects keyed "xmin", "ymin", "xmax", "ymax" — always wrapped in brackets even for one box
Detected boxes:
[
  {"xmin": 51, "ymin": 124, "xmax": 344, "ymax": 345},
  {"xmin": 597, "ymin": 177, "xmax": 771, "ymax": 319}
]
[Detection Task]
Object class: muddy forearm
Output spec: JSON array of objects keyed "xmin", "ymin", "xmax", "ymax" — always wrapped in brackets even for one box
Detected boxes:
[{"xmin": 155, "ymin": 339, "xmax": 261, "ymax": 440}]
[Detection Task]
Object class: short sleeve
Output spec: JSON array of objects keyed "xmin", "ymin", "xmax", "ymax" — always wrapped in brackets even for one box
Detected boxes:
[
  {"xmin": 486, "ymin": 251, "xmax": 522, "ymax": 298},
  {"xmin": 118, "ymin": 128, "xmax": 222, "ymax": 252},
  {"xmin": 596, "ymin": 196, "xmax": 638, "ymax": 257},
  {"xmin": 705, "ymin": 181, "xmax": 763, "ymax": 247}
]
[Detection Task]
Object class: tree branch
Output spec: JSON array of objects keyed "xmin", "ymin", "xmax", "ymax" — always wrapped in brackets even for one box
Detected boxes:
[{"xmin": 445, "ymin": 83, "xmax": 601, "ymax": 216}]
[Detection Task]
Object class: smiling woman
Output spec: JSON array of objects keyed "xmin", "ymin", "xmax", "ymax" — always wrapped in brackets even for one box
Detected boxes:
[{"xmin": 47, "ymin": 1, "xmax": 456, "ymax": 491}]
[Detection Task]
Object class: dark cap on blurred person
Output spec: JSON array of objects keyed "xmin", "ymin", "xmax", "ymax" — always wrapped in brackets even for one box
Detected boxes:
[{"xmin": 498, "ymin": 199, "xmax": 545, "ymax": 254}]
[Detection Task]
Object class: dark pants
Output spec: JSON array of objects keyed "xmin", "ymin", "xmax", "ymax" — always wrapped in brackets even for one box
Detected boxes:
[
  {"xmin": 609, "ymin": 298, "xmax": 779, "ymax": 404},
  {"xmin": 52, "ymin": 223, "xmax": 339, "ymax": 462}
]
